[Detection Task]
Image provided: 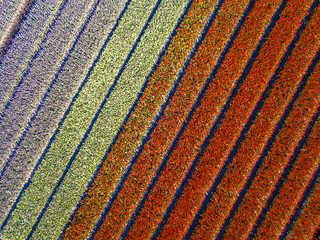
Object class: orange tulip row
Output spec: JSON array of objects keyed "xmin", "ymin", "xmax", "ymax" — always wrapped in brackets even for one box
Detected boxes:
[
  {"xmin": 123, "ymin": 1, "xmax": 284, "ymax": 239},
  {"xmin": 123, "ymin": 0, "xmax": 260, "ymax": 238},
  {"xmin": 256, "ymin": 104, "xmax": 320, "ymax": 240},
  {"xmin": 287, "ymin": 143, "xmax": 320, "ymax": 240},
  {"xmin": 166, "ymin": 0, "xmax": 316, "ymax": 239},
  {"xmin": 62, "ymin": 0, "xmax": 217, "ymax": 239},
  {"xmin": 252, "ymin": 13, "xmax": 320, "ymax": 240},
  {"xmin": 208, "ymin": 4, "xmax": 320, "ymax": 240},
  {"xmin": 94, "ymin": 0, "xmax": 251, "ymax": 238}
]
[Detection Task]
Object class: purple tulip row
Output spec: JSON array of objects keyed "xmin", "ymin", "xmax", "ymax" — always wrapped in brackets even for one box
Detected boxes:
[
  {"xmin": 0, "ymin": 0, "xmax": 21, "ymax": 39},
  {"xmin": 0, "ymin": 0, "xmax": 67, "ymax": 113},
  {"xmin": 0, "ymin": 0, "xmax": 95, "ymax": 161},
  {"xmin": 0, "ymin": 0, "xmax": 96, "ymax": 221},
  {"xmin": 0, "ymin": 0, "xmax": 129, "ymax": 229}
]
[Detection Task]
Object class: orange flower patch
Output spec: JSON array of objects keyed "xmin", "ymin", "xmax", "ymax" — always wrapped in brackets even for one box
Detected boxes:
[{"xmin": 253, "ymin": 65, "xmax": 320, "ymax": 239}]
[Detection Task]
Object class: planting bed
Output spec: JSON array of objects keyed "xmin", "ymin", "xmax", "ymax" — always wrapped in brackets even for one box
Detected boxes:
[
  {"xmin": 190, "ymin": 2, "xmax": 320, "ymax": 239},
  {"xmin": 0, "ymin": 0, "xmax": 96, "ymax": 168},
  {"xmin": 0, "ymin": 0, "xmax": 128, "ymax": 238},
  {"xmin": 0, "ymin": 0, "xmax": 67, "ymax": 145},
  {"xmin": 63, "ymin": 0, "xmax": 219, "ymax": 238},
  {"xmin": 0, "ymin": 0, "xmax": 21, "ymax": 40},
  {"xmin": 124, "ymin": 0, "xmax": 282, "ymax": 239},
  {"xmin": 286, "ymin": 150, "xmax": 320, "ymax": 240},
  {"xmin": 0, "ymin": 0, "xmax": 318, "ymax": 239},
  {"xmin": 0, "ymin": 0, "xmax": 37, "ymax": 60},
  {"xmin": 31, "ymin": 0, "xmax": 192, "ymax": 238},
  {"xmin": 162, "ymin": 0, "xmax": 317, "ymax": 239},
  {"xmin": 93, "ymin": 0, "xmax": 252, "ymax": 237}
]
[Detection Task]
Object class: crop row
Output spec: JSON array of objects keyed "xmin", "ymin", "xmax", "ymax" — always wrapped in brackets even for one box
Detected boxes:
[
  {"xmin": 0, "ymin": 0, "xmax": 98, "ymax": 225},
  {"xmin": 0, "ymin": 0, "xmax": 21, "ymax": 40},
  {"xmin": 284, "ymin": 63, "xmax": 320, "ymax": 240},
  {"xmin": 147, "ymin": 0, "xmax": 285, "ymax": 239},
  {"xmin": 223, "ymin": 13, "xmax": 319, "ymax": 240},
  {"xmin": 287, "ymin": 141, "xmax": 320, "ymax": 240},
  {"xmin": 164, "ymin": 0, "xmax": 316, "ymax": 239},
  {"xmin": 0, "ymin": 0, "xmax": 96, "ymax": 166},
  {"xmin": 0, "ymin": 0, "xmax": 67, "ymax": 115},
  {"xmin": 255, "ymin": 100, "xmax": 320, "ymax": 239},
  {"xmin": 252, "ymin": 13, "xmax": 320, "ymax": 240},
  {"xmin": 192, "ymin": 2, "xmax": 320, "ymax": 240},
  {"xmin": 93, "ymin": 0, "xmax": 252, "ymax": 238},
  {"xmin": 61, "ymin": 0, "xmax": 218, "ymax": 238},
  {"xmin": 16, "ymin": 0, "xmax": 193, "ymax": 238},
  {"xmin": 0, "ymin": 0, "xmax": 129, "ymax": 239},
  {"xmin": 125, "ymin": 0, "xmax": 279, "ymax": 239},
  {"xmin": 1, "ymin": 0, "xmax": 164, "ymax": 237},
  {"xmin": 0, "ymin": 0, "xmax": 36, "ymax": 59}
]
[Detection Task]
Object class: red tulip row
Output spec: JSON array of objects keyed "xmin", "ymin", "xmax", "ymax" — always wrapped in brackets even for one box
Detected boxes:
[
  {"xmin": 62, "ymin": 0, "xmax": 218, "ymax": 239},
  {"xmin": 254, "ymin": 59, "xmax": 320, "ymax": 239},
  {"xmin": 256, "ymin": 102, "xmax": 320, "ymax": 239},
  {"xmin": 124, "ymin": 1, "xmax": 283, "ymax": 239},
  {"xmin": 158, "ymin": 0, "xmax": 315, "ymax": 239},
  {"xmin": 93, "ymin": 0, "xmax": 251, "ymax": 238},
  {"xmin": 198, "ymin": 4, "xmax": 320, "ymax": 240},
  {"xmin": 287, "ymin": 140, "xmax": 320, "ymax": 240}
]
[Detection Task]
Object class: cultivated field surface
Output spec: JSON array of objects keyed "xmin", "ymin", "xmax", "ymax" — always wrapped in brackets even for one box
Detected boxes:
[{"xmin": 0, "ymin": 0, "xmax": 319, "ymax": 239}]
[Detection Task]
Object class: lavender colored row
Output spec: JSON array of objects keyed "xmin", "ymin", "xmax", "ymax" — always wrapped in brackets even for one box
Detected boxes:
[
  {"xmin": 0, "ymin": 0, "xmax": 95, "ymax": 164},
  {"xmin": 0, "ymin": 0, "xmax": 38, "ymax": 60},
  {"xmin": 0, "ymin": 0, "xmax": 97, "ymax": 220},
  {"xmin": 0, "ymin": 0, "xmax": 125, "ymax": 230},
  {"xmin": 0, "ymin": 0, "xmax": 67, "ymax": 114},
  {"xmin": 0, "ymin": 0, "xmax": 21, "ymax": 39}
]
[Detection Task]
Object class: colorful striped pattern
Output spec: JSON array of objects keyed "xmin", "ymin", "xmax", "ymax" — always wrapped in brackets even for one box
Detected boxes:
[{"xmin": 0, "ymin": 0, "xmax": 319, "ymax": 239}]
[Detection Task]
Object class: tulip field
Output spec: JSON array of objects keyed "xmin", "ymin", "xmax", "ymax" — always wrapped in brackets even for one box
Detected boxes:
[{"xmin": 0, "ymin": 0, "xmax": 319, "ymax": 239}]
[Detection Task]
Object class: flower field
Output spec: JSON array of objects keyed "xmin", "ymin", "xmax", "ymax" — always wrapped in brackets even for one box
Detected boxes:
[{"xmin": 0, "ymin": 0, "xmax": 319, "ymax": 239}]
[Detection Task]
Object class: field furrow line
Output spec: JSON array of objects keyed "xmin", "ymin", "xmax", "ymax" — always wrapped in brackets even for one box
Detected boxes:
[
  {"xmin": 0, "ymin": 0, "xmax": 99, "ymax": 224},
  {"xmin": 253, "ymin": 107, "xmax": 320, "ymax": 239},
  {"xmin": 0, "ymin": 0, "xmax": 97, "ymax": 171},
  {"xmin": 0, "ymin": 0, "xmax": 68, "ymax": 115},
  {"xmin": 121, "ymin": 0, "xmax": 286, "ymax": 239},
  {"xmin": 249, "ymin": 60, "xmax": 320, "ymax": 240},
  {"xmin": 18, "ymin": 0, "xmax": 161, "ymax": 237},
  {"xmin": 0, "ymin": 0, "xmax": 21, "ymax": 40},
  {"xmin": 91, "ymin": 0, "xmax": 252, "ymax": 238},
  {"xmin": 209, "ymin": 7, "xmax": 320, "ymax": 240},
  {"xmin": 61, "ymin": 0, "xmax": 219, "ymax": 239},
  {"xmin": 187, "ymin": 3, "xmax": 320, "ymax": 240},
  {"xmin": 152, "ymin": 1, "xmax": 291, "ymax": 239},
  {"xmin": 315, "ymin": 229, "xmax": 320, "ymax": 240},
  {"xmin": 159, "ymin": 0, "xmax": 315, "ymax": 238},
  {"xmin": 221, "ymin": 55, "xmax": 320, "ymax": 240},
  {"xmin": 0, "ymin": 0, "xmax": 316, "ymax": 240},
  {"xmin": 0, "ymin": 0, "xmax": 128, "ymax": 238},
  {"xmin": 285, "ymin": 154, "xmax": 320, "ymax": 240},
  {"xmin": 22, "ymin": 0, "xmax": 193, "ymax": 238}
]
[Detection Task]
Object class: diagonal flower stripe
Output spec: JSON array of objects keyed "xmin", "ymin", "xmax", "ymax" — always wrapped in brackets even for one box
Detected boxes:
[{"xmin": 0, "ymin": 0, "xmax": 318, "ymax": 238}]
